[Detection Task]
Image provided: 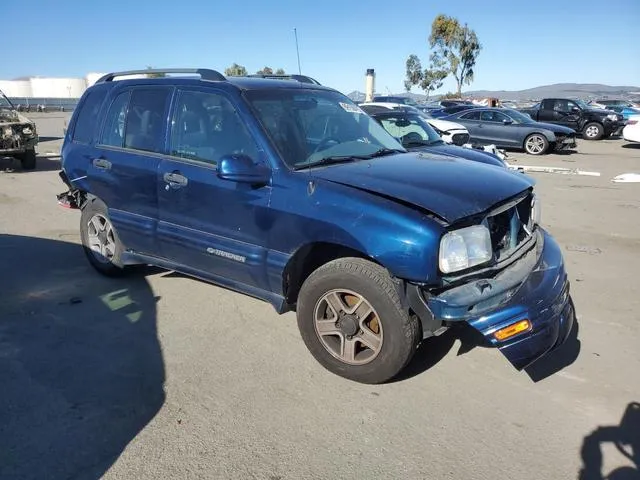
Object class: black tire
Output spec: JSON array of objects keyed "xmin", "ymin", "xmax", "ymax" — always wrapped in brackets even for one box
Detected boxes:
[
  {"xmin": 19, "ymin": 149, "xmax": 37, "ymax": 170},
  {"xmin": 80, "ymin": 197, "xmax": 126, "ymax": 277},
  {"xmin": 524, "ymin": 133, "xmax": 549, "ymax": 155},
  {"xmin": 583, "ymin": 122, "xmax": 604, "ymax": 140},
  {"xmin": 296, "ymin": 257, "xmax": 420, "ymax": 384}
]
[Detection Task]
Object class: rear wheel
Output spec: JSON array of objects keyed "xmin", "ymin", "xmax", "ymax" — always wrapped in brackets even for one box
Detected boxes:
[
  {"xmin": 80, "ymin": 197, "xmax": 126, "ymax": 276},
  {"xmin": 296, "ymin": 257, "xmax": 420, "ymax": 384},
  {"xmin": 524, "ymin": 134, "xmax": 549, "ymax": 155},
  {"xmin": 583, "ymin": 122, "xmax": 604, "ymax": 140},
  {"xmin": 18, "ymin": 149, "xmax": 37, "ymax": 170}
]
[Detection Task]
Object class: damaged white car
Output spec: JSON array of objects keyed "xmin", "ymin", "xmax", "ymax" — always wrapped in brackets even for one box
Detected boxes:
[
  {"xmin": 1, "ymin": 90, "xmax": 38, "ymax": 170},
  {"xmin": 359, "ymin": 102, "xmax": 470, "ymax": 145}
]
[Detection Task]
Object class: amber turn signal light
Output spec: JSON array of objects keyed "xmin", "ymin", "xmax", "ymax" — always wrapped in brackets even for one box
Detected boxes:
[{"xmin": 494, "ymin": 319, "xmax": 531, "ymax": 341}]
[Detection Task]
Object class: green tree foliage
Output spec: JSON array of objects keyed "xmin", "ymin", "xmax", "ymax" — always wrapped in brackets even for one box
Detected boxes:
[
  {"xmin": 429, "ymin": 14, "xmax": 482, "ymax": 96},
  {"xmin": 404, "ymin": 54, "xmax": 447, "ymax": 99},
  {"xmin": 275, "ymin": 68, "xmax": 286, "ymax": 75},
  {"xmin": 224, "ymin": 63, "xmax": 248, "ymax": 76},
  {"xmin": 256, "ymin": 66, "xmax": 274, "ymax": 75},
  {"xmin": 145, "ymin": 66, "xmax": 166, "ymax": 78}
]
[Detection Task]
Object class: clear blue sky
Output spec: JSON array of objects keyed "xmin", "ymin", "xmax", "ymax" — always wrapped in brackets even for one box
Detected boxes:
[{"xmin": 4, "ymin": 0, "xmax": 639, "ymax": 95}]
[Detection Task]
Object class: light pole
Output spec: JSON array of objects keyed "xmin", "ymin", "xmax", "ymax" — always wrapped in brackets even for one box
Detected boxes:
[{"xmin": 294, "ymin": 28, "xmax": 302, "ymax": 74}]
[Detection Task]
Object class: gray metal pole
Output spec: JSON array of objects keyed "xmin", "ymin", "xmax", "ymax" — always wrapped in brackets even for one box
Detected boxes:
[{"xmin": 294, "ymin": 28, "xmax": 302, "ymax": 74}]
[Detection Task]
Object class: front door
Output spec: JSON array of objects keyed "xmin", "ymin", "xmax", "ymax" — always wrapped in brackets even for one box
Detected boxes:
[
  {"xmin": 550, "ymin": 99, "xmax": 581, "ymax": 130},
  {"xmin": 478, "ymin": 110, "xmax": 519, "ymax": 147},
  {"xmin": 157, "ymin": 87, "xmax": 273, "ymax": 291},
  {"xmin": 88, "ymin": 86, "xmax": 173, "ymax": 254}
]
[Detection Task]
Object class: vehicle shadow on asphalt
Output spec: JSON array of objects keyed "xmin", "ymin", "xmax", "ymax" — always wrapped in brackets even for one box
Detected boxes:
[
  {"xmin": 0, "ymin": 234, "xmax": 165, "ymax": 480},
  {"xmin": 578, "ymin": 402, "xmax": 639, "ymax": 480},
  {"xmin": 0, "ymin": 155, "xmax": 61, "ymax": 173},
  {"xmin": 621, "ymin": 143, "xmax": 640, "ymax": 149},
  {"xmin": 525, "ymin": 299, "xmax": 581, "ymax": 382}
]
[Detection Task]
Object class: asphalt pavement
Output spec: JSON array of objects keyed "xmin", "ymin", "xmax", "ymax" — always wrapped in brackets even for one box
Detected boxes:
[{"xmin": 1, "ymin": 114, "xmax": 639, "ymax": 480}]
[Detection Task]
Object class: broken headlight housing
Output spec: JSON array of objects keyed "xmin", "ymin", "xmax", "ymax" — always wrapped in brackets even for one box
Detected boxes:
[{"xmin": 439, "ymin": 225, "xmax": 492, "ymax": 274}]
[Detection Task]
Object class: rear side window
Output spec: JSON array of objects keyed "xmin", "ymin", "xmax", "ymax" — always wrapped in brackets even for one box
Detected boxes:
[
  {"xmin": 460, "ymin": 111, "xmax": 480, "ymax": 120},
  {"xmin": 124, "ymin": 88, "xmax": 172, "ymax": 153},
  {"xmin": 72, "ymin": 89, "xmax": 107, "ymax": 144},
  {"xmin": 100, "ymin": 91, "xmax": 130, "ymax": 147}
]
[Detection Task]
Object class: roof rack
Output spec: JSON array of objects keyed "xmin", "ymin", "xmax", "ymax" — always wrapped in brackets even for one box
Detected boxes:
[
  {"xmin": 246, "ymin": 74, "xmax": 321, "ymax": 85},
  {"xmin": 95, "ymin": 68, "xmax": 226, "ymax": 83}
]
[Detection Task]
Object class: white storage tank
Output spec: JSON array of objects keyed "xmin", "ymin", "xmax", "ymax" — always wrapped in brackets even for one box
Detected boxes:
[
  {"xmin": 0, "ymin": 79, "xmax": 32, "ymax": 97},
  {"xmin": 29, "ymin": 77, "xmax": 86, "ymax": 98}
]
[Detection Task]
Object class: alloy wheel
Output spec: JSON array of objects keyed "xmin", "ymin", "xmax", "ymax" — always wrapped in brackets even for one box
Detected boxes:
[
  {"xmin": 313, "ymin": 289, "xmax": 383, "ymax": 365},
  {"xmin": 86, "ymin": 214, "xmax": 117, "ymax": 264}
]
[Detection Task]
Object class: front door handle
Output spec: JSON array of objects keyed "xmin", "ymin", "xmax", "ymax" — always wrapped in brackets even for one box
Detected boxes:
[
  {"xmin": 92, "ymin": 158, "xmax": 111, "ymax": 170},
  {"xmin": 163, "ymin": 171, "xmax": 188, "ymax": 189}
]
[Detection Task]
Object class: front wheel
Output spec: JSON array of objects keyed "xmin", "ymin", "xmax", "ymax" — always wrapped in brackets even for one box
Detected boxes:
[
  {"xmin": 296, "ymin": 258, "xmax": 420, "ymax": 384},
  {"xmin": 80, "ymin": 197, "xmax": 126, "ymax": 276},
  {"xmin": 18, "ymin": 149, "xmax": 37, "ymax": 170},
  {"xmin": 524, "ymin": 134, "xmax": 549, "ymax": 155},
  {"xmin": 583, "ymin": 122, "xmax": 604, "ymax": 140}
]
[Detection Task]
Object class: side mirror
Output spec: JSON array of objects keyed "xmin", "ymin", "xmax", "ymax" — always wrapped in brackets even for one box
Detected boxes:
[
  {"xmin": 571, "ymin": 106, "xmax": 581, "ymax": 113},
  {"xmin": 503, "ymin": 118, "xmax": 513, "ymax": 125},
  {"xmin": 216, "ymin": 154, "xmax": 270, "ymax": 185}
]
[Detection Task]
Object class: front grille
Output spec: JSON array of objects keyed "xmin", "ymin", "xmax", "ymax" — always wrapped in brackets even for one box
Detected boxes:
[
  {"xmin": 452, "ymin": 133, "xmax": 470, "ymax": 145},
  {"xmin": 486, "ymin": 192, "xmax": 535, "ymax": 262}
]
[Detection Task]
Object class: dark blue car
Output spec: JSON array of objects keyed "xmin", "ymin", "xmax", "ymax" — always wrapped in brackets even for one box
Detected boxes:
[{"xmin": 57, "ymin": 68, "xmax": 574, "ymax": 384}]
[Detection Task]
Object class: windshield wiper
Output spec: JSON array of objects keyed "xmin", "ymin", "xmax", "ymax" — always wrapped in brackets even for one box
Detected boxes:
[
  {"xmin": 404, "ymin": 140, "xmax": 442, "ymax": 147},
  {"xmin": 293, "ymin": 155, "xmax": 365, "ymax": 170},
  {"xmin": 363, "ymin": 148, "xmax": 405, "ymax": 158},
  {"xmin": 293, "ymin": 149, "xmax": 405, "ymax": 171}
]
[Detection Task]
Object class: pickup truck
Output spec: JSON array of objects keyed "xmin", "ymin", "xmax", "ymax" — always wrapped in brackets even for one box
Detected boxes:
[{"xmin": 520, "ymin": 98, "xmax": 625, "ymax": 140}]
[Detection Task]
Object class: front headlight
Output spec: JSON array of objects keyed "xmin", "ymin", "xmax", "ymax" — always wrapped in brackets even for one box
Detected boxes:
[
  {"xmin": 439, "ymin": 225, "xmax": 492, "ymax": 274},
  {"xmin": 606, "ymin": 114, "xmax": 618, "ymax": 121}
]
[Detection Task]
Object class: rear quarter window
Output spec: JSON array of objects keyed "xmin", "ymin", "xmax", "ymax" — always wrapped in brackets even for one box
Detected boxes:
[{"xmin": 72, "ymin": 89, "xmax": 107, "ymax": 144}]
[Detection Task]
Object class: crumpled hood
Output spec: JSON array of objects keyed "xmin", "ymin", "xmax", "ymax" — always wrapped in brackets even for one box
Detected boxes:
[
  {"xmin": 0, "ymin": 109, "xmax": 33, "ymax": 125},
  {"xmin": 426, "ymin": 117, "xmax": 467, "ymax": 132},
  {"xmin": 311, "ymin": 152, "xmax": 534, "ymax": 223}
]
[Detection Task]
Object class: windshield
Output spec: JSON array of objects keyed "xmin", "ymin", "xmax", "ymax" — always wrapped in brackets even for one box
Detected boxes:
[
  {"xmin": 505, "ymin": 109, "xmax": 535, "ymax": 124},
  {"xmin": 0, "ymin": 92, "xmax": 15, "ymax": 110},
  {"xmin": 246, "ymin": 89, "xmax": 405, "ymax": 169},
  {"xmin": 376, "ymin": 114, "xmax": 442, "ymax": 147},
  {"xmin": 574, "ymin": 99, "xmax": 590, "ymax": 109}
]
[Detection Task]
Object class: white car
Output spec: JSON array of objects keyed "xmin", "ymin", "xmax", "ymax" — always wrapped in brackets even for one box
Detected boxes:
[
  {"xmin": 359, "ymin": 102, "xmax": 470, "ymax": 145},
  {"xmin": 622, "ymin": 115, "xmax": 640, "ymax": 143}
]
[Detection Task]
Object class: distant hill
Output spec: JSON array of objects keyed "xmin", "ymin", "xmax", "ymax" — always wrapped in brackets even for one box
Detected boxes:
[{"xmin": 347, "ymin": 83, "xmax": 640, "ymax": 102}]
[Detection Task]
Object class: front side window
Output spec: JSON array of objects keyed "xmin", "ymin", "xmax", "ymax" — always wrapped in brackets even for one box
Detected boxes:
[
  {"xmin": 480, "ymin": 110, "xmax": 509, "ymax": 123},
  {"xmin": 123, "ymin": 88, "xmax": 172, "ymax": 153},
  {"xmin": 246, "ymin": 89, "xmax": 404, "ymax": 169},
  {"xmin": 170, "ymin": 90, "xmax": 258, "ymax": 164}
]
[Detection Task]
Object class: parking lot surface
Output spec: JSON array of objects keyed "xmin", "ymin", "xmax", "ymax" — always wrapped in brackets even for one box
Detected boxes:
[{"xmin": 1, "ymin": 114, "xmax": 639, "ymax": 480}]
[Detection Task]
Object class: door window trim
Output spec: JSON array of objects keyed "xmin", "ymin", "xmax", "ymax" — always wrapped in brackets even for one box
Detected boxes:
[
  {"xmin": 95, "ymin": 85, "xmax": 174, "ymax": 157},
  {"xmin": 165, "ymin": 86, "xmax": 267, "ymax": 169}
]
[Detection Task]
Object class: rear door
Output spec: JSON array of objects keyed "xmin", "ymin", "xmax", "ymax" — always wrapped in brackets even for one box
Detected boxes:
[
  {"xmin": 456, "ymin": 110, "xmax": 483, "ymax": 142},
  {"xmin": 88, "ymin": 86, "xmax": 173, "ymax": 254},
  {"xmin": 156, "ymin": 86, "xmax": 272, "ymax": 290}
]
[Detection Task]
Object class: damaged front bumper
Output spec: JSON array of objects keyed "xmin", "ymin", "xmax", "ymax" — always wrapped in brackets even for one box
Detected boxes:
[{"xmin": 408, "ymin": 229, "xmax": 574, "ymax": 370}]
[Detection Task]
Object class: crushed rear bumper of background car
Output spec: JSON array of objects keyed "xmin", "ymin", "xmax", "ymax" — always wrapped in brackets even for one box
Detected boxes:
[{"xmin": 407, "ymin": 229, "xmax": 574, "ymax": 370}]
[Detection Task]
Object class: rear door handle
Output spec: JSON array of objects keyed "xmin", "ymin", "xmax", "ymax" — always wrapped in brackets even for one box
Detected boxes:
[
  {"xmin": 163, "ymin": 172, "xmax": 188, "ymax": 189},
  {"xmin": 92, "ymin": 158, "xmax": 111, "ymax": 170}
]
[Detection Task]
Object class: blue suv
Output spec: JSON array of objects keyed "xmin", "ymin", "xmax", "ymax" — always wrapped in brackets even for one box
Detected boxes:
[{"xmin": 57, "ymin": 68, "xmax": 574, "ymax": 384}]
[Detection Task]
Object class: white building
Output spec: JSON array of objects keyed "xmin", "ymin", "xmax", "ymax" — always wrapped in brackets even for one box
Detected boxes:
[{"xmin": 0, "ymin": 73, "xmax": 106, "ymax": 98}]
